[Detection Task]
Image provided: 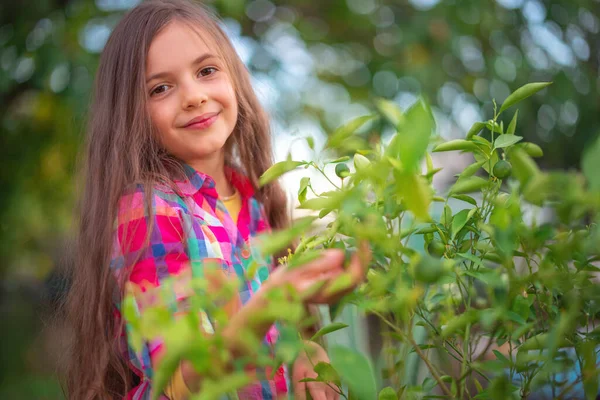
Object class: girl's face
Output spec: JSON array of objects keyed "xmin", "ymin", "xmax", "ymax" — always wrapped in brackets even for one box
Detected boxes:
[{"xmin": 145, "ymin": 21, "xmax": 238, "ymax": 169}]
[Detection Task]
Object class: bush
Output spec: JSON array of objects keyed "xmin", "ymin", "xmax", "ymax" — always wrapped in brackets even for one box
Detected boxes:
[{"xmin": 127, "ymin": 82, "xmax": 600, "ymax": 400}]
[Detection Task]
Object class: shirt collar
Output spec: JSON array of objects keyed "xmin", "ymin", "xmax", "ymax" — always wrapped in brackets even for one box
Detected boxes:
[{"xmin": 174, "ymin": 163, "xmax": 255, "ymax": 199}]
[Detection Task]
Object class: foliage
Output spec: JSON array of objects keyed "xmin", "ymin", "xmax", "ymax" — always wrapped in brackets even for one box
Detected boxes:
[
  {"xmin": 127, "ymin": 82, "xmax": 600, "ymax": 399},
  {"xmin": 2, "ymin": 0, "xmax": 599, "ymax": 396}
]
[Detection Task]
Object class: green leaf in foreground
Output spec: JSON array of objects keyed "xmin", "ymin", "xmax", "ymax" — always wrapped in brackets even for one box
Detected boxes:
[
  {"xmin": 259, "ymin": 160, "xmax": 305, "ymax": 186},
  {"xmin": 255, "ymin": 216, "xmax": 316, "ymax": 256},
  {"xmin": 330, "ymin": 346, "xmax": 377, "ymax": 400},
  {"xmin": 386, "ymin": 98, "xmax": 434, "ymax": 172},
  {"xmin": 311, "ymin": 322, "xmax": 349, "ymax": 341},
  {"xmin": 499, "ymin": 82, "xmax": 552, "ymax": 114}
]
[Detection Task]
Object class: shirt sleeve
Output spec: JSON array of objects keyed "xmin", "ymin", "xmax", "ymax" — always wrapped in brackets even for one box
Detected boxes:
[{"xmin": 110, "ymin": 185, "xmax": 218, "ymax": 393}]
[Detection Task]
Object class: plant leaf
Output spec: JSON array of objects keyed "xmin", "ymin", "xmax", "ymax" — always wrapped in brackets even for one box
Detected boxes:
[
  {"xmin": 449, "ymin": 176, "xmax": 490, "ymax": 195},
  {"xmin": 459, "ymin": 160, "xmax": 486, "ymax": 179},
  {"xmin": 313, "ymin": 362, "xmax": 342, "ymax": 386},
  {"xmin": 311, "ymin": 322, "xmax": 349, "ymax": 341},
  {"xmin": 582, "ymin": 135, "xmax": 600, "ymax": 192},
  {"xmin": 375, "ymin": 97, "xmax": 404, "ymax": 127},
  {"xmin": 466, "ymin": 122, "xmax": 486, "ymax": 139},
  {"xmin": 494, "ymin": 135, "xmax": 523, "ymax": 149},
  {"xmin": 255, "ymin": 216, "xmax": 316, "ymax": 256},
  {"xmin": 433, "ymin": 139, "xmax": 479, "ymax": 153},
  {"xmin": 499, "ymin": 82, "xmax": 552, "ymax": 114},
  {"xmin": 260, "ymin": 160, "xmax": 305, "ymax": 186},
  {"xmin": 386, "ymin": 98, "xmax": 434, "ymax": 172},
  {"xmin": 327, "ymin": 115, "xmax": 376, "ymax": 149},
  {"xmin": 515, "ymin": 142, "xmax": 543, "ymax": 158},
  {"xmin": 509, "ymin": 148, "xmax": 540, "ymax": 188},
  {"xmin": 451, "ymin": 209, "xmax": 471, "ymax": 240},
  {"xmin": 330, "ymin": 346, "xmax": 377, "ymax": 400},
  {"xmin": 298, "ymin": 177, "xmax": 310, "ymax": 203},
  {"xmin": 451, "ymin": 194, "xmax": 478, "ymax": 206},
  {"xmin": 396, "ymin": 172, "xmax": 432, "ymax": 221},
  {"xmin": 506, "ymin": 110, "xmax": 518, "ymax": 135}
]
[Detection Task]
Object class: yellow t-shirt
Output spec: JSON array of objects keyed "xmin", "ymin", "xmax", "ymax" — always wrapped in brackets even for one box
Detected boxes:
[
  {"xmin": 164, "ymin": 189, "xmax": 242, "ymax": 400},
  {"xmin": 221, "ymin": 188, "xmax": 241, "ymax": 224}
]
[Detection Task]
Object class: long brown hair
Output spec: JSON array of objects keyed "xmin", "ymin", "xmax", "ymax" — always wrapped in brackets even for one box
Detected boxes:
[{"xmin": 60, "ymin": 0, "xmax": 289, "ymax": 398}]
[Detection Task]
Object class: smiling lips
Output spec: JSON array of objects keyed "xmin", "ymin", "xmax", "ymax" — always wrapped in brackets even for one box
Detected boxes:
[{"xmin": 182, "ymin": 111, "xmax": 219, "ymax": 130}]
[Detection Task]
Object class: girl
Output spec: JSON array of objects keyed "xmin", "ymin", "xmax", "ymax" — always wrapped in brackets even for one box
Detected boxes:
[{"xmin": 62, "ymin": 0, "xmax": 368, "ymax": 399}]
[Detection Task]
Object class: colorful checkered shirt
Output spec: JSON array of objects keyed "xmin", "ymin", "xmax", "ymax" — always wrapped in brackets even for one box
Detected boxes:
[{"xmin": 110, "ymin": 164, "xmax": 289, "ymax": 399}]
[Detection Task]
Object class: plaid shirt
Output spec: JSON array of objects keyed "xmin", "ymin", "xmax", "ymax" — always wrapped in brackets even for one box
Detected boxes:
[{"xmin": 110, "ymin": 164, "xmax": 289, "ymax": 399}]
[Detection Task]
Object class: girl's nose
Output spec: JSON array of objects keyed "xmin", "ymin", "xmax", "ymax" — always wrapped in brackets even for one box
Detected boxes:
[{"xmin": 181, "ymin": 81, "xmax": 208, "ymax": 109}]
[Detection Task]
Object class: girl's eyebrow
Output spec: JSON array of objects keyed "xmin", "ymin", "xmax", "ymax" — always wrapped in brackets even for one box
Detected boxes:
[{"xmin": 145, "ymin": 53, "xmax": 218, "ymax": 84}]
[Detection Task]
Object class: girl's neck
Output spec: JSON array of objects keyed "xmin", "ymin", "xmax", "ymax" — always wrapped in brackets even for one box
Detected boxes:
[{"xmin": 187, "ymin": 152, "xmax": 235, "ymax": 198}]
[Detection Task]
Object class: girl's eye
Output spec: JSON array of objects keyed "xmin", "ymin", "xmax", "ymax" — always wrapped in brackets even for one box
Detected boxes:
[
  {"xmin": 150, "ymin": 85, "xmax": 168, "ymax": 96},
  {"xmin": 199, "ymin": 67, "xmax": 217, "ymax": 77}
]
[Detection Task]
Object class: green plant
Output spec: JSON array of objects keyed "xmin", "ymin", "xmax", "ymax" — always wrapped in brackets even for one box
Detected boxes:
[{"xmin": 126, "ymin": 82, "xmax": 600, "ymax": 400}]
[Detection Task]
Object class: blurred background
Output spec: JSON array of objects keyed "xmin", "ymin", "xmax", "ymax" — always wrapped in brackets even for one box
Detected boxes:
[{"xmin": 0, "ymin": 0, "xmax": 598, "ymax": 397}]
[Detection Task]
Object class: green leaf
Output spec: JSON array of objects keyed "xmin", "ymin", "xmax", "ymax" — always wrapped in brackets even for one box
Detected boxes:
[
  {"xmin": 451, "ymin": 209, "xmax": 471, "ymax": 240},
  {"xmin": 515, "ymin": 142, "xmax": 543, "ymax": 158},
  {"xmin": 449, "ymin": 176, "xmax": 490, "ymax": 195},
  {"xmin": 310, "ymin": 322, "xmax": 349, "ymax": 341},
  {"xmin": 580, "ymin": 341, "xmax": 598, "ymax": 400},
  {"xmin": 259, "ymin": 160, "xmax": 305, "ymax": 186},
  {"xmin": 327, "ymin": 115, "xmax": 376, "ymax": 149},
  {"xmin": 509, "ymin": 148, "xmax": 540, "ymax": 187},
  {"xmin": 151, "ymin": 321, "xmax": 196, "ymax": 400},
  {"xmin": 298, "ymin": 177, "xmax": 310, "ymax": 204},
  {"xmin": 441, "ymin": 310, "xmax": 478, "ymax": 338},
  {"xmin": 432, "ymin": 139, "xmax": 478, "ymax": 153},
  {"xmin": 459, "ymin": 160, "xmax": 486, "ymax": 179},
  {"xmin": 451, "ymin": 194, "xmax": 477, "ymax": 206},
  {"xmin": 378, "ymin": 387, "xmax": 398, "ymax": 400},
  {"xmin": 330, "ymin": 346, "xmax": 377, "ymax": 400},
  {"xmin": 499, "ymin": 82, "xmax": 552, "ymax": 114},
  {"xmin": 518, "ymin": 333, "xmax": 569, "ymax": 352},
  {"xmin": 255, "ymin": 216, "xmax": 316, "ymax": 256},
  {"xmin": 198, "ymin": 373, "xmax": 253, "ymax": 400},
  {"xmin": 353, "ymin": 153, "xmax": 371, "ymax": 171},
  {"xmin": 298, "ymin": 196, "xmax": 337, "ymax": 211},
  {"xmin": 305, "ymin": 136, "xmax": 315, "ymax": 150},
  {"xmin": 506, "ymin": 110, "xmax": 518, "ymax": 135},
  {"xmin": 328, "ymin": 156, "xmax": 351, "ymax": 164},
  {"xmin": 396, "ymin": 172, "xmax": 432, "ymax": 221},
  {"xmin": 582, "ymin": 134, "xmax": 600, "ymax": 192},
  {"xmin": 466, "ymin": 121, "xmax": 486, "ymax": 139},
  {"xmin": 314, "ymin": 362, "xmax": 341, "ymax": 386},
  {"xmin": 494, "ymin": 135, "xmax": 523, "ymax": 149},
  {"xmin": 386, "ymin": 98, "xmax": 435, "ymax": 172},
  {"xmin": 375, "ymin": 97, "xmax": 403, "ymax": 127}
]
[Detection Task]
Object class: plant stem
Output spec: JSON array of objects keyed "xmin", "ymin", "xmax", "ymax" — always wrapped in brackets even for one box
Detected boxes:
[
  {"xmin": 372, "ymin": 310, "xmax": 454, "ymax": 398},
  {"xmin": 311, "ymin": 162, "xmax": 341, "ymax": 190}
]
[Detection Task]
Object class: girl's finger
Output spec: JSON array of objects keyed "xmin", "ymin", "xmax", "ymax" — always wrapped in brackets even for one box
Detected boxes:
[
  {"xmin": 327, "ymin": 386, "xmax": 340, "ymax": 400},
  {"xmin": 294, "ymin": 381, "xmax": 307, "ymax": 400},
  {"xmin": 306, "ymin": 382, "xmax": 328, "ymax": 400},
  {"xmin": 297, "ymin": 249, "xmax": 345, "ymax": 273}
]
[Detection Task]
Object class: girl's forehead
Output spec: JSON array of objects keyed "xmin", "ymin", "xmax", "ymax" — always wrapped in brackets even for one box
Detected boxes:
[{"xmin": 146, "ymin": 21, "xmax": 221, "ymax": 70}]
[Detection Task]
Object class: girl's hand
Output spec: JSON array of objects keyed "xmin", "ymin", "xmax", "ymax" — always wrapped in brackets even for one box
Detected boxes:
[
  {"xmin": 292, "ymin": 341, "xmax": 340, "ymax": 400},
  {"xmin": 267, "ymin": 243, "xmax": 371, "ymax": 305}
]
